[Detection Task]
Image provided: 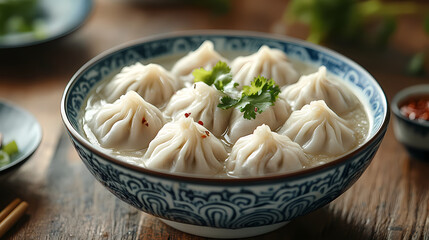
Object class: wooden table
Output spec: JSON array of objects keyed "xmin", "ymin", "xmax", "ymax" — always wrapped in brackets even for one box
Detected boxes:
[{"xmin": 1, "ymin": 0, "xmax": 428, "ymax": 239}]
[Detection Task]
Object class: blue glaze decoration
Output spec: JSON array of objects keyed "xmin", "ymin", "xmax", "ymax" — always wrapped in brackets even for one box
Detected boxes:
[
  {"xmin": 67, "ymin": 129, "xmax": 385, "ymax": 228},
  {"xmin": 62, "ymin": 32, "xmax": 389, "ymax": 230}
]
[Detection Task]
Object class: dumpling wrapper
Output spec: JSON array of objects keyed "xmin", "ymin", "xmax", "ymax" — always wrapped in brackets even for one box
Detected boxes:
[
  {"xmin": 171, "ymin": 40, "xmax": 227, "ymax": 85},
  {"xmin": 231, "ymin": 45, "xmax": 299, "ymax": 89},
  {"xmin": 281, "ymin": 66, "xmax": 358, "ymax": 113},
  {"xmin": 227, "ymin": 124, "xmax": 309, "ymax": 177},
  {"xmin": 86, "ymin": 91, "xmax": 165, "ymax": 150},
  {"xmin": 164, "ymin": 82, "xmax": 233, "ymax": 138},
  {"xmin": 99, "ymin": 63, "xmax": 182, "ymax": 107},
  {"xmin": 226, "ymin": 95, "xmax": 292, "ymax": 144},
  {"xmin": 279, "ymin": 100, "xmax": 357, "ymax": 156},
  {"xmin": 144, "ymin": 116, "xmax": 228, "ymax": 176}
]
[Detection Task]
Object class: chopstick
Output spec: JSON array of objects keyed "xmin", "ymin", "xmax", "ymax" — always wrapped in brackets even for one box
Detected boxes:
[{"xmin": 0, "ymin": 198, "xmax": 28, "ymax": 238}]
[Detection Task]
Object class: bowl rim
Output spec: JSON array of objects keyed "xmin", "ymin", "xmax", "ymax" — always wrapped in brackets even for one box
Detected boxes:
[
  {"xmin": 60, "ymin": 29, "xmax": 390, "ymax": 183},
  {"xmin": 391, "ymin": 84, "xmax": 429, "ymax": 127}
]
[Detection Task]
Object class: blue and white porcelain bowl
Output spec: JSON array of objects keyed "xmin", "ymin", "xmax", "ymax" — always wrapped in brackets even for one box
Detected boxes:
[
  {"xmin": 60, "ymin": 31, "xmax": 389, "ymax": 238},
  {"xmin": 392, "ymin": 84, "xmax": 429, "ymax": 161}
]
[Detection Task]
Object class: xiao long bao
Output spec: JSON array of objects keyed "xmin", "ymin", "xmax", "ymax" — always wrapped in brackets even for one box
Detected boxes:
[
  {"xmin": 84, "ymin": 91, "xmax": 165, "ymax": 150},
  {"xmin": 81, "ymin": 40, "xmax": 369, "ymax": 177},
  {"xmin": 99, "ymin": 62, "xmax": 182, "ymax": 107}
]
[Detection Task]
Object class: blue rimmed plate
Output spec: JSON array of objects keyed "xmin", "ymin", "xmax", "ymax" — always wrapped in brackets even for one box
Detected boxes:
[
  {"xmin": 0, "ymin": 100, "xmax": 42, "ymax": 176},
  {"xmin": 0, "ymin": 0, "xmax": 93, "ymax": 49}
]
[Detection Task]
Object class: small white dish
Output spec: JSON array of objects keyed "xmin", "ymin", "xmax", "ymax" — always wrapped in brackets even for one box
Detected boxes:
[{"xmin": 0, "ymin": 100, "xmax": 42, "ymax": 176}]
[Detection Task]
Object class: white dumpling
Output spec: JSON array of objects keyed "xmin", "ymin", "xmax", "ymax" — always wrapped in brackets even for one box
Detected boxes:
[
  {"xmin": 227, "ymin": 125, "xmax": 309, "ymax": 177},
  {"xmin": 281, "ymin": 66, "xmax": 358, "ymax": 113},
  {"xmin": 226, "ymin": 95, "xmax": 291, "ymax": 144},
  {"xmin": 163, "ymin": 82, "xmax": 233, "ymax": 137},
  {"xmin": 231, "ymin": 45, "xmax": 299, "ymax": 88},
  {"xmin": 171, "ymin": 40, "xmax": 227, "ymax": 84},
  {"xmin": 279, "ymin": 100, "xmax": 356, "ymax": 156},
  {"xmin": 99, "ymin": 63, "xmax": 182, "ymax": 107},
  {"xmin": 144, "ymin": 116, "xmax": 228, "ymax": 175},
  {"xmin": 86, "ymin": 91, "xmax": 165, "ymax": 150}
]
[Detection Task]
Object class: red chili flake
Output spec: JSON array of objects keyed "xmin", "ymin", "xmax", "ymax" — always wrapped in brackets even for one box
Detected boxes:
[
  {"xmin": 184, "ymin": 113, "xmax": 191, "ymax": 118},
  {"xmin": 254, "ymin": 107, "xmax": 258, "ymax": 112},
  {"xmin": 198, "ymin": 120, "xmax": 204, "ymax": 126},
  {"xmin": 400, "ymin": 95, "xmax": 429, "ymax": 121},
  {"xmin": 142, "ymin": 117, "xmax": 149, "ymax": 127},
  {"xmin": 205, "ymin": 131, "xmax": 210, "ymax": 136},
  {"xmin": 201, "ymin": 135, "xmax": 207, "ymax": 139}
]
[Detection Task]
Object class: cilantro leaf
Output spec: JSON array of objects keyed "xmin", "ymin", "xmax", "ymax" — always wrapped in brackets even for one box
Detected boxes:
[
  {"xmin": 218, "ymin": 95, "xmax": 239, "ymax": 109},
  {"xmin": 192, "ymin": 68, "xmax": 213, "ymax": 84},
  {"xmin": 219, "ymin": 76, "xmax": 280, "ymax": 120},
  {"xmin": 193, "ymin": 61, "xmax": 280, "ymax": 120},
  {"xmin": 193, "ymin": 61, "xmax": 232, "ymax": 89}
]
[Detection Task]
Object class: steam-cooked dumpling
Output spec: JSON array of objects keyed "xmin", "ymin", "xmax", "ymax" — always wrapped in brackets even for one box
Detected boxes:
[
  {"xmin": 144, "ymin": 116, "xmax": 228, "ymax": 175},
  {"xmin": 281, "ymin": 66, "xmax": 358, "ymax": 113},
  {"xmin": 226, "ymin": 95, "xmax": 291, "ymax": 144},
  {"xmin": 99, "ymin": 63, "xmax": 182, "ymax": 107},
  {"xmin": 163, "ymin": 82, "xmax": 233, "ymax": 137},
  {"xmin": 231, "ymin": 45, "xmax": 299, "ymax": 88},
  {"xmin": 227, "ymin": 125, "xmax": 309, "ymax": 177},
  {"xmin": 171, "ymin": 40, "xmax": 227, "ymax": 84},
  {"xmin": 86, "ymin": 91, "xmax": 165, "ymax": 150},
  {"xmin": 279, "ymin": 100, "xmax": 356, "ymax": 156}
]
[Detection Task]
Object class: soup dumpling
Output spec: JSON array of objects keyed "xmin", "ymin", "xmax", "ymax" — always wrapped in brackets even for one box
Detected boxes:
[
  {"xmin": 279, "ymin": 100, "xmax": 356, "ymax": 156},
  {"xmin": 85, "ymin": 91, "xmax": 165, "ymax": 150},
  {"xmin": 99, "ymin": 63, "xmax": 182, "ymax": 107},
  {"xmin": 164, "ymin": 82, "xmax": 233, "ymax": 137},
  {"xmin": 144, "ymin": 116, "xmax": 228, "ymax": 175},
  {"xmin": 171, "ymin": 40, "xmax": 227, "ymax": 84},
  {"xmin": 281, "ymin": 66, "xmax": 358, "ymax": 113},
  {"xmin": 231, "ymin": 45, "xmax": 299, "ymax": 88},
  {"xmin": 227, "ymin": 125, "xmax": 309, "ymax": 177},
  {"xmin": 226, "ymin": 95, "xmax": 291, "ymax": 144}
]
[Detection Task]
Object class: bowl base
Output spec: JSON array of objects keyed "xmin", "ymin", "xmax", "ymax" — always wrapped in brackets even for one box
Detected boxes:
[
  {"xmin": 160, "ymin": 219, "xmax": 289, "ymax": 238},
  {"xmin": 404, "ymin": 145, "xmax": 429, "ymax": 162}
]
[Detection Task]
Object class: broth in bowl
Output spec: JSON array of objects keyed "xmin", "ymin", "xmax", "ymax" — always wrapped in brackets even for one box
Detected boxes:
[{"xmin": 80, "ymin": 41, "xmax": 369, "ymax": 178}]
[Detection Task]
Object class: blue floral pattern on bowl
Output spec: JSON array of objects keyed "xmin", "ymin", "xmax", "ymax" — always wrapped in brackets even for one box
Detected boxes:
[{"xmin": 61, "ymin": 31, "xmax": 389, "ymax": 238}]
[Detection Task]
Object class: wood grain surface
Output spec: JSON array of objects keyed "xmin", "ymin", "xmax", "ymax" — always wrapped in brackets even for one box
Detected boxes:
[{"xmin": 0, "ymin": 0, "xmax": 428, "ymax": 239}]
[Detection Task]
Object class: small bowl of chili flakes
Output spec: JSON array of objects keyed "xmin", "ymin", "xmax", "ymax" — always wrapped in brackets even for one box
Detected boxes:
[{"xmin": 392, "ymin": 84, "xmax": 429, "ymax": 161}]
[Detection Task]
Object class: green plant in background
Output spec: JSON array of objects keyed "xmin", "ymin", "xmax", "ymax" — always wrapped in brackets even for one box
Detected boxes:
[
  {"xmin": 407, "ymin": 15, "xmax": 429, "ymax": 75},
  {"xmin": 285, "ymin": 0, "xmax": 429, "ymax": 75}
]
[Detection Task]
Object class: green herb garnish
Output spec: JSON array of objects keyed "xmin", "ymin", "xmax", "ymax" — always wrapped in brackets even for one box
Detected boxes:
[
  {"xmin": 0, "ymin": 140, "xmax": 19, "ymax": 167},
  {"xmin": 3, "ymin": 140, "xmax": 18, "ymax": 156},
  {"xmin": 192, "ymin": 61, "xmax": 280, "ymax": 120},
  {"xmin": 0, "ymin": 151, "xmax": 10, "ymax": 166},
  {"xmin": 193, "ymin": 61, "xmax": 238, "ymax": 92},
  {"xmin": 219, "ymin": 76, "xmax": 280, "ymax": 120}
]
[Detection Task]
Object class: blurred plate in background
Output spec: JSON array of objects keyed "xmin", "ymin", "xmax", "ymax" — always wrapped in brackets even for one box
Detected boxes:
[
  {"xmin": 0, "ymin": 0, "xmax": 93, "ymax": 49},
  {"xmin": 0, "ymin": 100, "xmax": 42, "ymax": 177}
]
